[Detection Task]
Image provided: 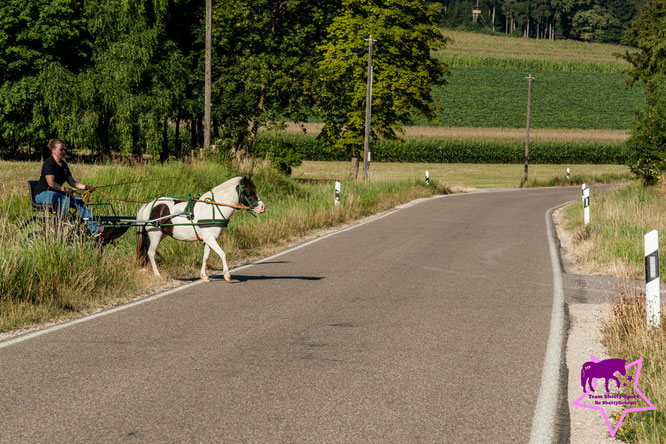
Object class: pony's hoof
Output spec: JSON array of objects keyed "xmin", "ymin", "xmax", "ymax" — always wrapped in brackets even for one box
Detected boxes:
[
  {"xmin": 224, "ymin": 274, "xmax": 231, "ymax": 282},
  {"xmin": 202, "ymin": 276, "xmax": 211, "ymax": 283}
]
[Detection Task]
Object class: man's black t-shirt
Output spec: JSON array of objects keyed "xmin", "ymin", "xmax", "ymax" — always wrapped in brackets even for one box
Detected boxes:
[{"xmin": 35, "ymin": 156, "xmax": 72, "ymax": 194}]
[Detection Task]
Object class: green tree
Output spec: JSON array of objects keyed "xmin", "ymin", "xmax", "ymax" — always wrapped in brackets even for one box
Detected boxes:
[
  {"xmin": 571, "ymin": 4, "xmax": 616, "ymax": 41},
  {"xmin": 211, "ymin": 0, "xmax": 334, "ymax": 162},
  {"xmin": 75, "ymin": 0, "xmax": 186, "ymax": 157},
  {"xmin": 0, "ymin": 0, "xmax": 89, "ymax": 157},
  {"xmin": 315, "ymin": 0, "xmax": 449, "ymax": 179},
  {"xmin": 623, "ymin": 0, "xmax": 666, "ymax": 184}
]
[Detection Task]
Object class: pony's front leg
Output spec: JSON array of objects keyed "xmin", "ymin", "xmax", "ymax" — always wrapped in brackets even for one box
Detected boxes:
[
  {"xmin": 204, "ymin": 238, "xmax": 231, "ymax": 282},
  {"xmin": 201, "ymin": 244, "xmax": 211, "ymax": 283}
]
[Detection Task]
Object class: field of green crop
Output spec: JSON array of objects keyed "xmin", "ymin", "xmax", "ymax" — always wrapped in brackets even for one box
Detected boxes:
[
  {"xmin": 253, "ymin": 133, "xmax": 629, "ymax": 164},
  {"xmin": 419, "ymin": 67, "xmax": 644, "ymax": 129}
]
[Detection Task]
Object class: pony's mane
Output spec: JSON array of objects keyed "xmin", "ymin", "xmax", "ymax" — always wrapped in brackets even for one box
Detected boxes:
[
  {"xmin": 204, "ymin": 176, "xmax": 242, "ymax": 198},
  {"xmin": 218, "ymin": 176, "xmax": 242, "ymax": 192}
]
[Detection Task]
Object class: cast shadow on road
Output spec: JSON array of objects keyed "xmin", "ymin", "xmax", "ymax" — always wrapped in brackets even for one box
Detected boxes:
[
  {"xmin": 224, "ymin": 274, "xmax": 324, "ymax": 283},
  {"xmin": 174, "ymin": 274, "xmax": 323, "ymax": 283},
  {"xmin": 175, "ymin": 260, "xmax": 327, "ymax": 283}
]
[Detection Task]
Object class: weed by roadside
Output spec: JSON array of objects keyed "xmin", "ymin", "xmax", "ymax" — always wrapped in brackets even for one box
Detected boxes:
[
  {"xmin": 563, "ymin": 182, "xmax": 666, "ymax": 279},
  {"xmin": 602, "ymin": 282, "xmax": 665, "ymax": 443}
]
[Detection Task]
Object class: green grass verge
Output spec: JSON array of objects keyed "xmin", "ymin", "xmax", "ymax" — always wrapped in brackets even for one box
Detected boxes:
[
  {"xmin": 293, "ymin": 161, "xmax": 631, "ymax": 189},
  {"xmin": 563, "ymin": 182, "xmax": 666, "ymax": 279},
  {"xmin": 0, "ymin": 160, "xmax": 448, "ymax": 333}
]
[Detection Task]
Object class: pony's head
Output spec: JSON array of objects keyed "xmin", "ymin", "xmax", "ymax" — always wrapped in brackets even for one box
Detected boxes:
[{"xmin": 237, "ymin": 177, "xmax": 265, "ymax": 214}]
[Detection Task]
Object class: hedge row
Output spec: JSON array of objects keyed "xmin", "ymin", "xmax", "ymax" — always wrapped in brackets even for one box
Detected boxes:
[{"xmin": 253, "ymin": 133, "xmax": 629, "ymax": 165}]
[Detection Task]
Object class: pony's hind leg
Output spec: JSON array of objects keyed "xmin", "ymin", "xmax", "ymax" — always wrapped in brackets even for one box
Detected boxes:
[
  {"xmin": 203, "ymin": 238, "xmax": 231, "ymax": 282},
  {"xmin": 201, "ymin": 244, "xmax": 211, "ymax": 282},
  {"xmin": 147, "ymin": 229, "xmax": 163, "ymax": 277}
]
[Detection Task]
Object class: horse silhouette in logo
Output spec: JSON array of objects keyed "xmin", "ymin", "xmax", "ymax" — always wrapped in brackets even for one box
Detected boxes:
[{"xmin": 581, "ymin": 359, "xmax": 626, "ymax": 393}]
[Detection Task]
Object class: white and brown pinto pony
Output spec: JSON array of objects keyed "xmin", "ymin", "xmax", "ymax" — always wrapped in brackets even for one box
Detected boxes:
[{"xmin": 136, "ymin": 176, "xmax": 265, "ymax": 282}]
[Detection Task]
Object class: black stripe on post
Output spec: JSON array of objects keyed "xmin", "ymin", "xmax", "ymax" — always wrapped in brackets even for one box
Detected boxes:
[
  {"xmin": 645, "ymin": 250, "xmax": 659, "ymax": 283},
  {"xmin": 584, "ymin": 196, "xmax": 589, "ymax": 208}
]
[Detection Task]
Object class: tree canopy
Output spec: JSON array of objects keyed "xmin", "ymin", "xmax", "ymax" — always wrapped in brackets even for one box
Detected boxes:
[
  {"xmin": 316, "ymin": 0, "xmax": 449, "ymax": 178},
  {"xmin": 623, "ymin": 0, "xmax": 666, "ymax": 184}
]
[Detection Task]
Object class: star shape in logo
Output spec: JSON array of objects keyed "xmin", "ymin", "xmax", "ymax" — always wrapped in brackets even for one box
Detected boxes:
[{"xmin": 572, "ymin": 356, "xmax": 655, "ymax": 438}]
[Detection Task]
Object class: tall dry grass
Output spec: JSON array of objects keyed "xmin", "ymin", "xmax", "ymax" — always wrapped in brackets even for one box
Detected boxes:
[
  {"xmin": 564, "ymin": 182, "xmax": 666, "ymax": 279},
  {"xmin": 601, "ymin": 282, "xmax": 665, "ymax": 443}
]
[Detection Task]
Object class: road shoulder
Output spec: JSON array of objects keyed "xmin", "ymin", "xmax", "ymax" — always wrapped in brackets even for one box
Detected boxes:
[{"xmin": 553, "ymin": 206, "xmax": 622, "ymax": 444}]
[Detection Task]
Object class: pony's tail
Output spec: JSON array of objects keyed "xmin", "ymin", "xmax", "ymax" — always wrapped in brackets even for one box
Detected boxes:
[{"xmin": 136, "ymin": 206, "xmax": 149, "ymax": 266}]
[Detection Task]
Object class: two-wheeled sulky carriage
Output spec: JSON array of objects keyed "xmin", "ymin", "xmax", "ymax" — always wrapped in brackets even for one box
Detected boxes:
[{"xmin": 21, "ymin": 177, "xmax": 266, "ymax": 282}]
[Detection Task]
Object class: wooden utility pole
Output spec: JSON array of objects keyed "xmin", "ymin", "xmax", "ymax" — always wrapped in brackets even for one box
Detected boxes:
[
  {"xmin": 203, "ymin": 0, "xmax": 212, "ymax": 151},
  {"xmin": 362, "ymin": 35, "xmax": 375, "ymax": 180},
  {"xmin": 523, "ymin": 74, "xmax": 534, "ymax": 186}
]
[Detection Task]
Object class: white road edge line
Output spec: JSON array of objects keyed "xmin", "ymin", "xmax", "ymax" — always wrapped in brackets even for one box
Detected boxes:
[
  {"xmin": 0, "ymin": 194, "xmax": 450, "ymax": 349},
  {"xmin": 529, "ymin": 202, "xmax": 569, "ymax": 443}
]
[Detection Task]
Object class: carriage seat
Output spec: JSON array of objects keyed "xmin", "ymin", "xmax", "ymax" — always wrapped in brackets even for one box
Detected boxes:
[{"xmin": 28, "ymin": 180, "xmax": 74, "ymax": 213}]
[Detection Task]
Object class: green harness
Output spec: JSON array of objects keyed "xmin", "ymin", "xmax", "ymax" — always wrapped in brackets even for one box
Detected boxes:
[{"xmin": 146, "ymin": 183, "xmax": 257, "ymax": 242}]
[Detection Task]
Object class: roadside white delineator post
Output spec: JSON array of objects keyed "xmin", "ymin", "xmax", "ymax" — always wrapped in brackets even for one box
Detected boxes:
[
  {"xmin": 582, "ymin": 184, "xmax": 590, "ymax": 225},
  {"xmin": 567, "ymin": 168, "xmax": 570, "ymax": 180},
  {"xmin": 425, "ymin": 170, "xmax": 429, "ymax": 185},
  {"xmin": 334, "ymin": 181, "xmax": 340, "ymax": 205},
  {"xmin": 368, "ymin": 152, "xmax": 371, "ymax": 163},
  {"xmin": 645, "ymin": 230, "xmax": 660, "ymax": 328}
]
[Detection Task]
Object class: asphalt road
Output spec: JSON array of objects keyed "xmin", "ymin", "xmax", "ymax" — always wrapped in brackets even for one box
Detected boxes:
[{"xmin": 0, "ymin": 187, "xmax": 581, "ymax": 443}]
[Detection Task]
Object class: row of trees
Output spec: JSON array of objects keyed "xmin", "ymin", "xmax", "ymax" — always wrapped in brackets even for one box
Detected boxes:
[
  {"xmin": 0, "ymin": 0, "xmax": 447, "ymax": 178},
  {"xmin": 441, "ymin": 0, "xmax": 640, "ymax": 43}
]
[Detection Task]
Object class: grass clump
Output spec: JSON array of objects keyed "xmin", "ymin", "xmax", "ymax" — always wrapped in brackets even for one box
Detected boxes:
[{"xmin": 563, "ymin": 182, "xmax": 666, "ymax": 279}]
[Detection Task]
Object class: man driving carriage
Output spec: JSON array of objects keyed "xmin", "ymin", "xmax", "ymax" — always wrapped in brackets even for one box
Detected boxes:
[{"xmin": 34, "ymin": 139, "xmax": 103, "ymax": 237}]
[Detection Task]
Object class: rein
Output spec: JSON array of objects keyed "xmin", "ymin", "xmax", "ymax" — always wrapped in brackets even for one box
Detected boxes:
[{"xmin": 82, "ymin": 188, "xmax": 253, "ymax": 212}]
